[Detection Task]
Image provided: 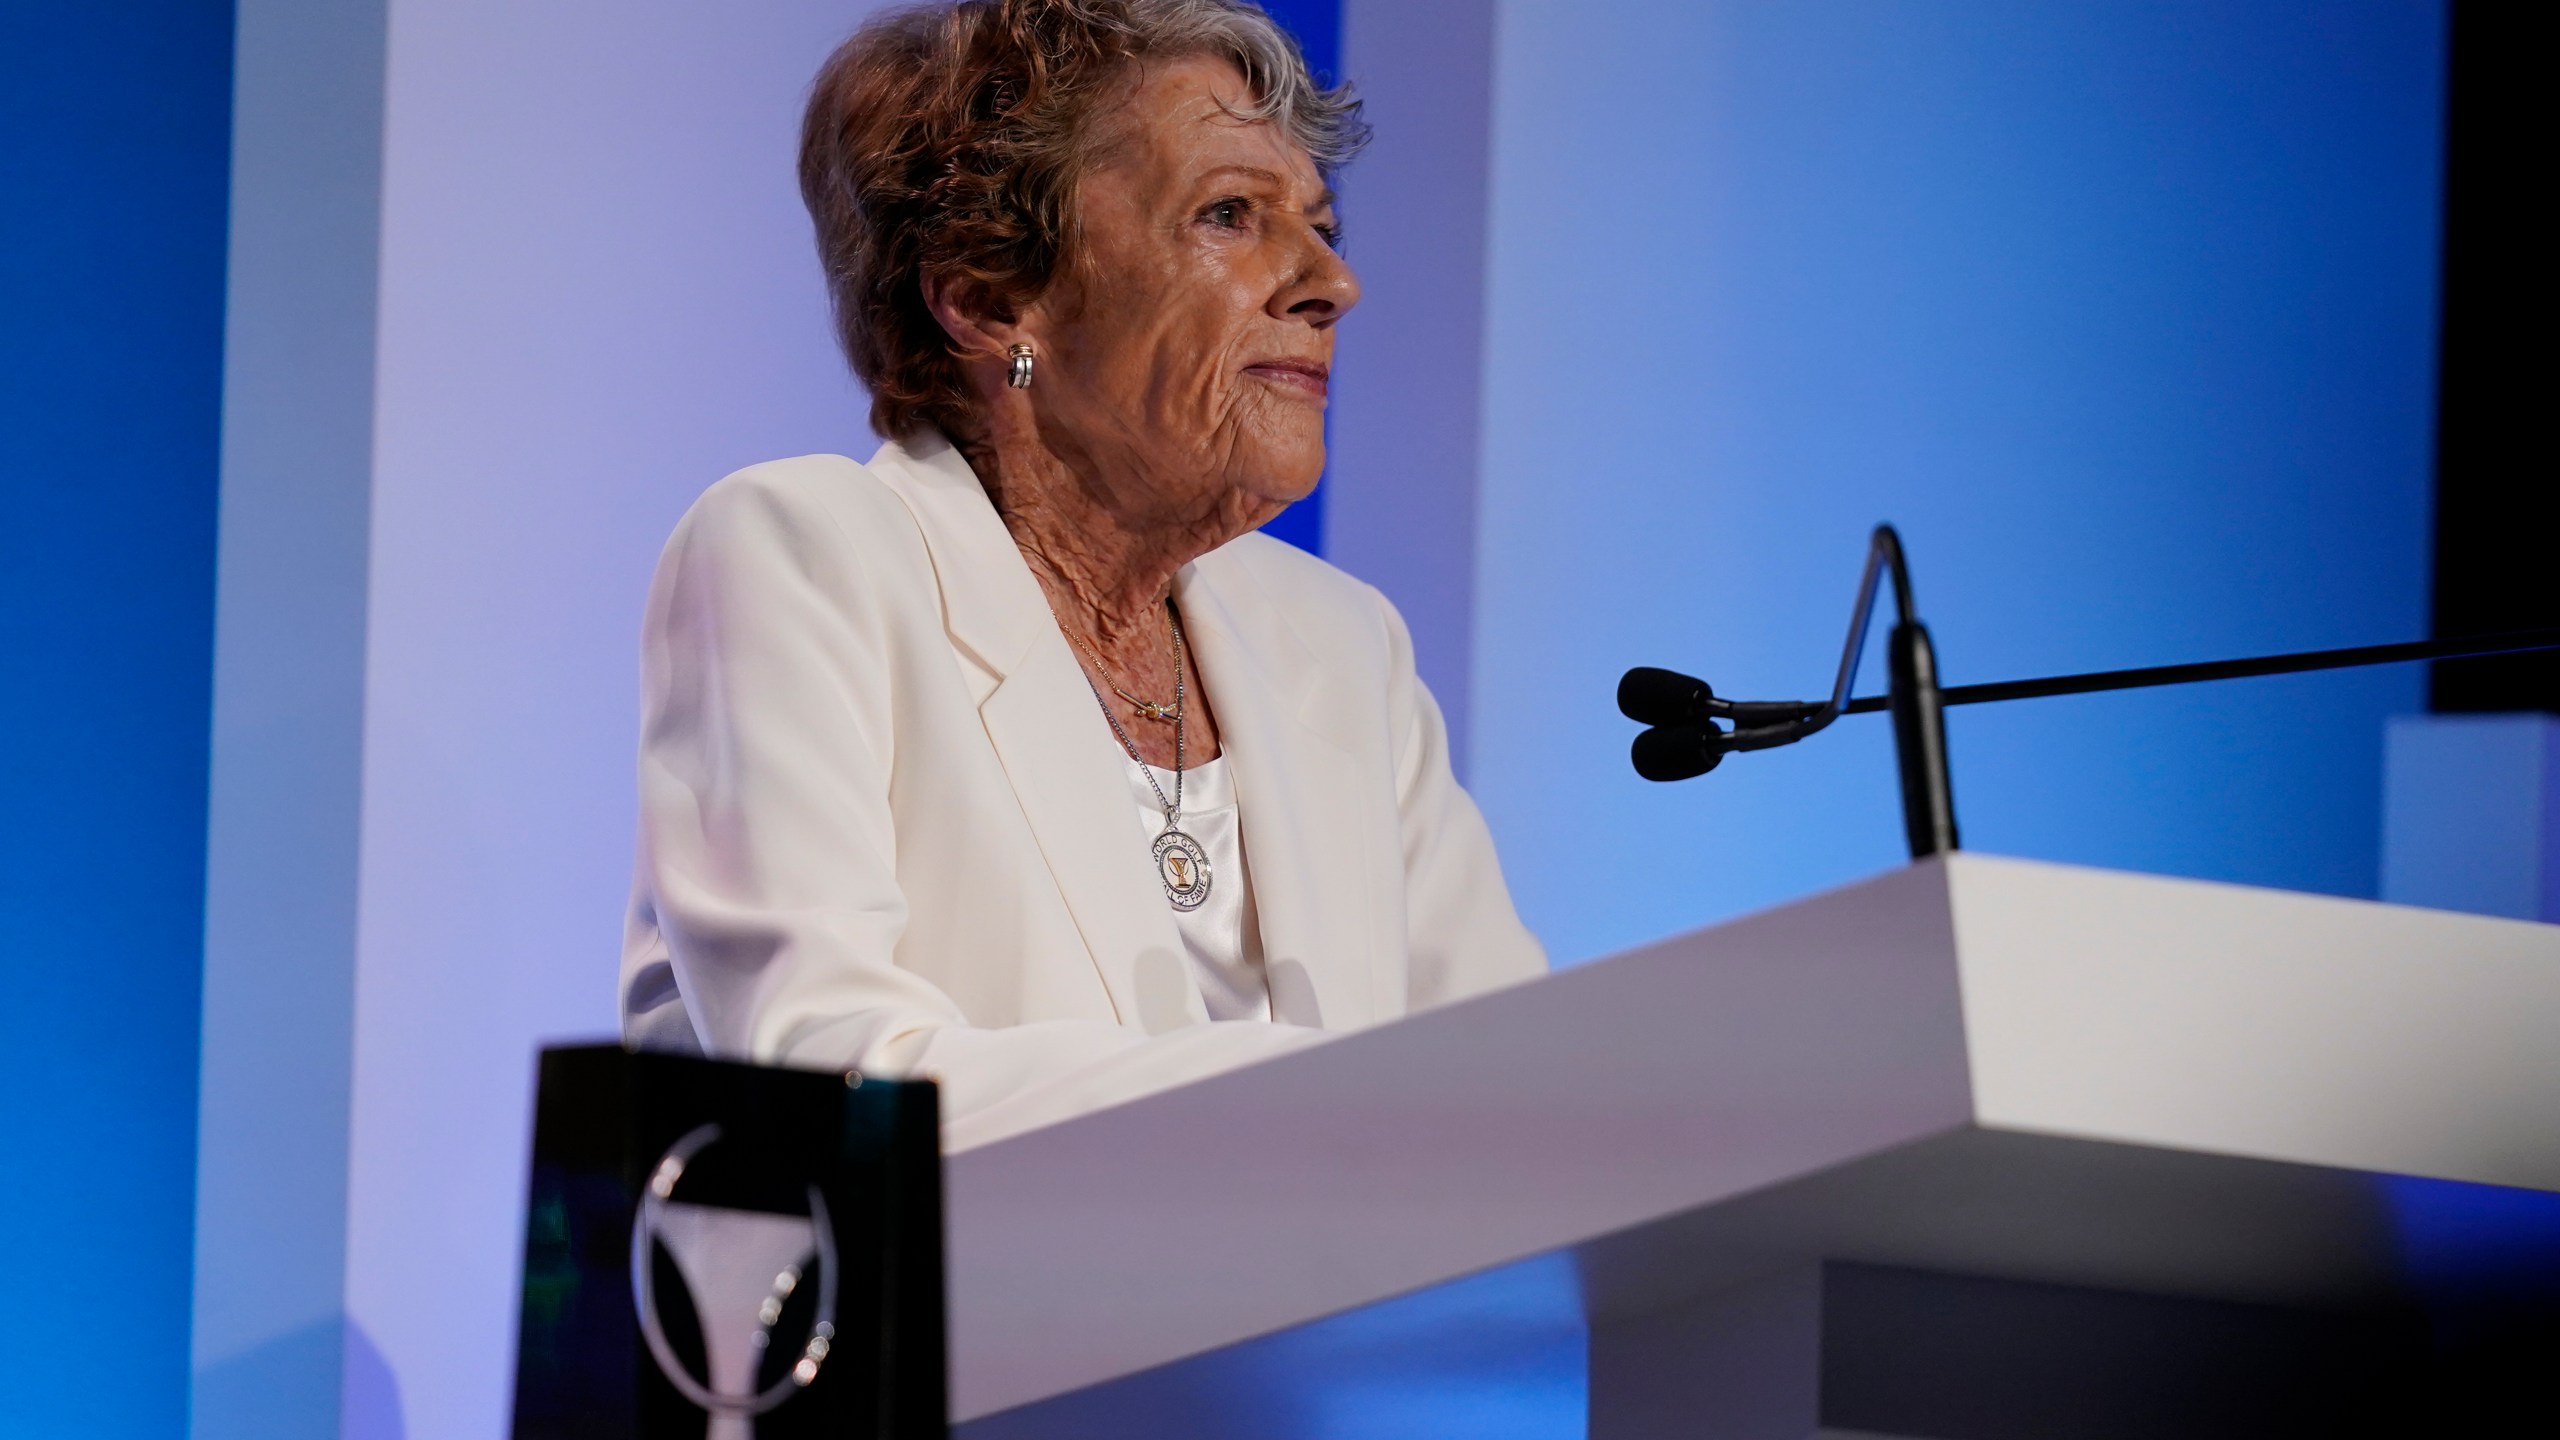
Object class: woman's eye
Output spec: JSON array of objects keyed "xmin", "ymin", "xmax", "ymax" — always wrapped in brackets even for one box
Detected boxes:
[
  {"xmin": 1314, "ymin": 222, "xmax": 1343, "ymax": 251},
  {"xmin": 1203, "ymin": 199, "xmax": 1247, "ymax": 229}
]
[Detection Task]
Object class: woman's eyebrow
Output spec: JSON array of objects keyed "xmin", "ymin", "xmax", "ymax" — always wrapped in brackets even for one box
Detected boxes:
[{"xmin": 1195, "ymin": 164, "xmax": 1335, "ymax": 212}]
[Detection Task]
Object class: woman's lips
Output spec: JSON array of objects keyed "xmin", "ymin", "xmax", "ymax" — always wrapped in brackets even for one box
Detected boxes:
[{"xmin": 1243, "ymin": 359, "xmax": 1329, "ymax": 401}]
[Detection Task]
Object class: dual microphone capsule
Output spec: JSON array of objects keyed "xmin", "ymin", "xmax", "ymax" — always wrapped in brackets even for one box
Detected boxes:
[{"xmin": 1617, "ymin": 667, "xmax": 1821, "ymax": 781}]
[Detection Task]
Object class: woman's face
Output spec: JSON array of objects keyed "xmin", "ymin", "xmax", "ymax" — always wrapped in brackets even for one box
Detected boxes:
[{"xmin": 1018, "ymin": 55, "xmax": 1359, "ymax": 534}]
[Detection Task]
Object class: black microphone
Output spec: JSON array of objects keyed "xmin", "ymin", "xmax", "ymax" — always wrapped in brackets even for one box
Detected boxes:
[
  {"xmin": 1631, "ymin": 724, "xmax": 1725, "ymax": 781},
  {"xmin": 1618, "ymin": 667, "xmax": 1710, "ymax": 726},
  {"xmin": 1619, "ymin": 666, "xmax": 1820, "ymax": 728},
  {"xmin": 1630, "ymin": 712, "xmax": 1823, "ymax": 780}
]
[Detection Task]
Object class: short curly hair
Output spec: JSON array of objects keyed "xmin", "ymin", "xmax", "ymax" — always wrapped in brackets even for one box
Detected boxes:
[{"xmin": 799, "ymin": 0, "xmax": 1367, "ymax": 441}]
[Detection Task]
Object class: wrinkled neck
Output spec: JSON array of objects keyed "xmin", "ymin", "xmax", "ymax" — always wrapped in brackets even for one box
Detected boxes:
[{"xmin": 959, "ymin": 429, "xmax": 1236, "ymax": 646}]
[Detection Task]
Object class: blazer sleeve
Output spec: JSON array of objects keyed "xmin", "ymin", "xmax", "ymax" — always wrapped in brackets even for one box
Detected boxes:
[
  {"xmin": 631, "ymin": 468, "xmax": 1321, "ymax": 1150},
  {"xmin": 1374, "ymin": 587, "xmax": 1550, "ymax": 1006}
]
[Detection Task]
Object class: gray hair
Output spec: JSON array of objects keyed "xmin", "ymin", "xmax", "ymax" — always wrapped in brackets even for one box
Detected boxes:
[{"xmin": 1118, "ymin": 0, "xmax": 1368, "ymax": 173}]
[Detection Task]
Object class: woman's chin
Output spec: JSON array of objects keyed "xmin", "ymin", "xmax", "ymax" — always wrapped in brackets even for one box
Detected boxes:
[
  {"xmin": 1235, "ymin": 428, "xmax": 1327, "ymax": 503},
  {"xmin": 1200, "ymin": 416, "xmax": 1325, "ymax": 516},
  {"xmin": 1250, "ymin": 455, "xmax": 1326, "ymax": 511}
]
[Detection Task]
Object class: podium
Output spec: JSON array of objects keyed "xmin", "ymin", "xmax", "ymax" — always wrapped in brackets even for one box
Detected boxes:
[{"xmin": 944, "ymin": 855, "xmax": 2560, "ymax": 1435}]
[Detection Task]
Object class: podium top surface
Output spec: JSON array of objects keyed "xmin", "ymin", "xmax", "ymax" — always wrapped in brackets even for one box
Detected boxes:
[{"xmin": 942, "ymin": 855, "xmax": 2560, "ymax": 1420}]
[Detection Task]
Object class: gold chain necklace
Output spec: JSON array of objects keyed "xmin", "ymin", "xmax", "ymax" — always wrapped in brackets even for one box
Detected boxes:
[
  {"xmin": 1063, "ymin": 603, "xmax": 1185, "ymax": 723},
  {"xmin": 1017, "ymin": 538, "xmax": 1185, "ymax": 723},
  {"xmin": 1064, "ymin": 601, "xmax": 1212, "ymax": 912}
]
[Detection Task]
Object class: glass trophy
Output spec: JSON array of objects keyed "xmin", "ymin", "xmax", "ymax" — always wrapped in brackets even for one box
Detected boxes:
[{"xmin": 511, "ymin": 1046, "xmax": 945, "ymax": 1439}]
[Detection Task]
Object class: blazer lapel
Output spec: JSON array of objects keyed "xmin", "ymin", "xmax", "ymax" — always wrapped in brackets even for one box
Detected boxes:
[
  {"xmin": 1178, "ymin": 556, "xmax": 1384, "ymax": 1032},
  {"xmin": 868, "ymin": 435, "xmax": 1197, "ymax": 1032}
]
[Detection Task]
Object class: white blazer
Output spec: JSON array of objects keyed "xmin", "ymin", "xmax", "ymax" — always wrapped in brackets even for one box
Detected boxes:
[{"xmin": 623, "ymin": 432, "xmax": 1545, "ymax": 1148}]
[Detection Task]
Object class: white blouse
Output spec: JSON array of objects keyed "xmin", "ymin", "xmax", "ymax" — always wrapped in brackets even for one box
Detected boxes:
[{"xmin": 1119, "ymin": 754, "xmax": 1272, "ymax": 1022}]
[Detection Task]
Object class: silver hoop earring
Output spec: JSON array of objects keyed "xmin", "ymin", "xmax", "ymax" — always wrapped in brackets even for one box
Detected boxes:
[{"xmin": 1006, "ymin": 343, "xmax": 1035, "ymax": 389}]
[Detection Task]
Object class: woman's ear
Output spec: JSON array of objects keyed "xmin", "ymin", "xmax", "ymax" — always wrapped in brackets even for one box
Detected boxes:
[{"xmin": 921, "ymin": 273, "xmax": 1022, "ymax": 362}]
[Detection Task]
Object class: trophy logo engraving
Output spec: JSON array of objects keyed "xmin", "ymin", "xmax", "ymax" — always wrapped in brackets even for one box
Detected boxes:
[{"xmin": 628, "ymin": 1124, "xmax": 839, "ymax": 1440}]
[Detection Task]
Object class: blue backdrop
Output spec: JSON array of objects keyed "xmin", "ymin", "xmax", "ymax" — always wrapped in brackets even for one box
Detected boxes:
[
  {"xmin": 0, "ymin": 1, "xmax": 234, "ymax": 1434},
  {"xmin": 1471, "ymin": 0, "xmax": 2446, "ymax": 965}
]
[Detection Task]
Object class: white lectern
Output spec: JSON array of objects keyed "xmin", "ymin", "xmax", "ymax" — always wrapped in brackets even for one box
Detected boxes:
[{"xmin": 942, "ymin": 855, "xmax": 2560, "ymax": 1435}]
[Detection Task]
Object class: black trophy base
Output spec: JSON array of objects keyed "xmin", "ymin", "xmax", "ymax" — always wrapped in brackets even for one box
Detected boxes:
[{"xmin": 511, "ymin": 1044, "xmax": 946, "ymax": 1439}]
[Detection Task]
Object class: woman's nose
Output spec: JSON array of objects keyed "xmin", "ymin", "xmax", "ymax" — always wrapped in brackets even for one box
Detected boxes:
[{"xmin": 1272, "ymin": 227, "xmax": 1361, "ymax": 325}]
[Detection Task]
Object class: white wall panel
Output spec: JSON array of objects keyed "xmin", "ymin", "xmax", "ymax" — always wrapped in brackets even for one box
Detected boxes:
[
  {"xmin": 346, "ymin": 3, "xmax": 885, "ymax": 1432},
  {"xmin": 205, "ymin": 3, "xmax": 889, "ymax": 1434}
]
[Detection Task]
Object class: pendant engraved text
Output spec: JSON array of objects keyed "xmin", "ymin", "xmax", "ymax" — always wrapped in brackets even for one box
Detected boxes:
[{"xmin": 1153, "ymin": 828, "xmax": 1212, "ymax": 912}]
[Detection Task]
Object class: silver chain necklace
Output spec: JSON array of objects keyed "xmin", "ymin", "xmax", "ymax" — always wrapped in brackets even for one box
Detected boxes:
[{"xmin": 1071, "ymin": 601, "xmax": 1212, "ymax": 912}]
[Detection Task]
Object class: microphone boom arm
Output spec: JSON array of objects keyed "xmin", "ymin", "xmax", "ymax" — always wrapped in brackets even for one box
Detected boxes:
[
  {"xmin": 1837, "ymin": 626, "xmax": 2560, "ymax": 714},
  {"xmin": 1618, "ymin": 530, "xmax": 2560, "ymax": 863}
]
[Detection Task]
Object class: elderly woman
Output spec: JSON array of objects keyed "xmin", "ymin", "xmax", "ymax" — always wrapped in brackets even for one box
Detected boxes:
[{"xmin": 622, "ymin": 0, "xmax": 1543, "ymax": 1147}]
